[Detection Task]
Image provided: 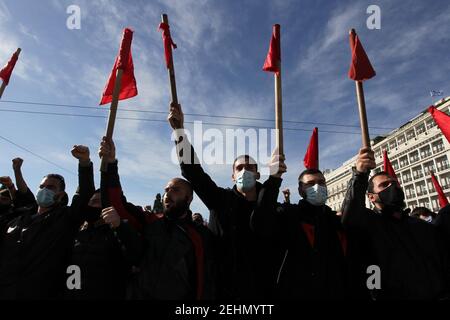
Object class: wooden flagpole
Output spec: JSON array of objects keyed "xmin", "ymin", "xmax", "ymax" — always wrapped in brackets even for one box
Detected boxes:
[
  {"xmin": 350, "ymin": 29, "xmax": 371, "ymax": 149},
  {"xmin": 0, "ymin": 48, "xmax": 21, "ymax": 99},
  {"xmin": 162, "ymin": 13, "xmax": 178, "ymax": 105},
  {"xmin": 100, "ymin": 68, "xmax": 123, "ymax": 172},
  {"xmin": 274, "ymin": 25, "xmax": 283, "ymax": 156}
]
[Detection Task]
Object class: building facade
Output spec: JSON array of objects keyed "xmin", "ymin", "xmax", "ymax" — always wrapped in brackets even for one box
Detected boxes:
[{"xmin": 325, "ymin": 96, "xmax": 450, "ymax": 213}]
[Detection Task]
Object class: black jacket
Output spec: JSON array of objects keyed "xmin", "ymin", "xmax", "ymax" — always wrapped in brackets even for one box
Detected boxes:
[
  {"xmin": 0, "ymin": 188, "xmax": 37, "ymax": 233},
  {"xmin": 251, "ymin": 176, "xmax": 348, "ymax": 299},
  {"xmin": 0, "ymin": 162, "xmax": 95, "ymax": 299},
  {"xmin": 64, "ymin": 220, "xmax": 135, "ymax": 300},
  {"xmin": 102, "ymin": 161, "xmax": 216, "ymax": 300},
  {"xmin": 178, "ymin": 142, "xmax": 273, "ymax": 299},
  {"xmin": 341, "ymin": 168, "xmax": 450, "ymax": 300}
]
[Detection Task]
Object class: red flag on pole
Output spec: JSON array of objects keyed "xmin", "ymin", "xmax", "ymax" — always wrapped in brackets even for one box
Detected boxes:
[
  {"xmin": 263, "ymin": 24, "xmax": 280, "ymax": 75},
  {"xmin": 99, "ymin": 28, "xmax": 138, "ymax": 105},
  {"xmin": 0, "ymin": 49, "xmax": 20, "ymax": 85},
  {"xmin": 428, "ymin": 106, "xmax": 450, "ymax": 144},
  {"xmin": 348, "ymin": 33, "xmax": 376, "ymax": 81},
  {"xmin": 158, "ymin": 22, "xmax": 177, "ymax": 69},
  {"xmin": 430, "ymin": 171, "xmax": 449, "ymax": 208},
  {"xmin": 383, "ymin": 150, "xmax": 399, "ymax": 184},
  {"xmin": 304, "ymin": 127, "xmax": 319, "ymax": 169}
]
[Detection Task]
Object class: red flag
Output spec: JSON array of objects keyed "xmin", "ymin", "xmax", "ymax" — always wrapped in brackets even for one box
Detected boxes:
[
  {"xmin": 430, "ymin": 171, "xmax": 449, "ymax": 208},
  {"xmin": 158, "ymin": 22, "xmax": 177, "ymax": 69},
  {"xmin": 348, "ymin": 31, "xmax": 376, "ymax": 81},
  {"xmin": 304, "ymin": 127, "xmax": 318, "ymax": 169},
  {"xmin": 0, "ymin": 49, "xmax": 20, "ymax": 86},
  {"xmin": 428, "ymin": 106, "xmax": 450, "ymax": 144},
  {"xmin": 99, "ymin": 28, "xmax": 138, "ymax": 105},
  {"xmin": 383, "ymin": 150, "xmax": 399, "ymax": 184},
  {"xmin": 263, "ymin": 24, "xmax": 280, "ymax": 75}
]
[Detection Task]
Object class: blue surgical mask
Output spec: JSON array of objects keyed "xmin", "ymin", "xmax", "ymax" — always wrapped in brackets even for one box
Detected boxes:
[
  {"xmin": 236, "ymin": 170, "xmax": 256, "ymax": 192},
  {"xmin": 305, "ymin": 184, "xmax": 328, "ymax": 206},
  {"xmin": 36, "ymin": 188, "xmax": 56, "ymax": 208}
]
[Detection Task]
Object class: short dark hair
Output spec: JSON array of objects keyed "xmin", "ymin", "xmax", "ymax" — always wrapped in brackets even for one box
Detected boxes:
[
  {"xmin": 233, "ymin": 155, "xmax": 258, "ymax": 171},
  {"xmin": 367, "ymin": 171, "xmax": 391, "ymax": 193},
  {"xmin": 44, "ymin": 174, "xmax": 66, "ymax": 191},
  {"xmin": 298, "ymin": 168, "xmax": 323, "ymax": 186},
  {"xmin": 411, "ymin": 207, "xmax": 436, "ymax": 218}
]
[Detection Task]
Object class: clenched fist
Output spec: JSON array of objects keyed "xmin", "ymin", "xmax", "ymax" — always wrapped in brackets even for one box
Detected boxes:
[
  {"xmin": 12, "ymin": 158, "xmax": 23, "ymax": 171},
  {"xmin": 168, "ymin": 102, "xmax": 184, "ymax": 130},
  {"xmin": 71, "ymin": 145, "xmax": 90, "ymax": 162}
]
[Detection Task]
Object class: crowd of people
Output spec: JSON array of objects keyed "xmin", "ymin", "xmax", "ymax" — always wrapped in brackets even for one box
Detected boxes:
[{"xmin": 0, "ymin": 102, "xmax": 449, "ymax": 300}]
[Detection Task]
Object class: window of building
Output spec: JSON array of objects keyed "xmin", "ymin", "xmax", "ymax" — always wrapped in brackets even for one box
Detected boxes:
[
  {"xmin": 436, "ymin": 155, "xmax": 449, "ymax": 172},
  {"xmin": 406, "ymin": 129, "xmax": 416, "ymax": 140},
  {"xmin": 420, "ymin": 145, "xmax": 432, "ymax": 159},
  {"xmin": 409, "ymin": 151, "xmax": 419, "ymax": 164},
  {"xmin": 412, "ymin": 165, "xmax": 423, "ymax": 179},
  {"xmin": 399, "ymin": 156, "xmax": 409, "ymax": 168},
  {"xmin": 416, "ymin": 123, "xmax": 426, "ymax": 135},
  {"xmin": 432, "ymin": 139, "xmax": 444, "ymax": 154},
  {"xmin": 389, "ymin": 140, "xmax": 397, "ymax": 149},
  {"xmin": 426, "ymin": 118, "xmax": 436, "ymax": 129},
  {"xmin": 402, "ymin": 170, "xmax": 412, "ymax": 183},
  {"xmin": 397, "ymin": 135, "xmax": 406, "ymax": 145},
  {"xmin": 423, "ymin": 161, "xmax": 436, "ymax": 174},
  {"xmin": 415, "ymin": 181, "xmax": 427, "ymax": 197}
]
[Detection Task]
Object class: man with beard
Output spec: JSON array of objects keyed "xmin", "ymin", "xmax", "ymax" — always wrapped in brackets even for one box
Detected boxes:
[
  {"xmin": 341, "ymin": 147, "xmax": 450, "ymax": 299},
  {"xmin": 99, "ymin": 137, "xmax": 215, "ymax": 300},
  {"xmin": 0, "ymin": 145, "xmax": 95, "ymax": 299},
  {"xmin": 168, "ymin": 102, "xmax": 284, "ymax": 300}
]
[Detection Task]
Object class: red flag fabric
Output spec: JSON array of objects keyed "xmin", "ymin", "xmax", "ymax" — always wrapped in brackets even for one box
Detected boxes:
[
  {"xmin": 428, "ymin": 106, "xmax": 450, "ymax": 144},
  {"xmin": 304, "ymin": 127, "xmax": 319, "ymax": 169},
  {"xmin": 383, "ymin": 150, "xmax": 399, "ymax": 184},
  {"xmin": 348, "ymin": 32, "xmax": 376, "ymax": 81},
  {"xmin": 431, "ymin": 171, "xmax": 449, "ymax": 208},
  {"xmin": 99, "ymin": 28, "xmax": 138, "ymax": 105},
  {"xmin": 158, "ymin": 22, "xmax": 177, "ymax": 69},
  {"xmin": 262, "ymin": 24, "xmax": 280, "ymax": 75},
  {"xmin": 0, "ymin": 50, "xmax": 20, "ymax": 85}
]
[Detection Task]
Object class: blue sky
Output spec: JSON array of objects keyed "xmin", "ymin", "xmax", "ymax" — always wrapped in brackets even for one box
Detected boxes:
[{"xmin": 1, "ymin": 0, "xmax": 450, "ymax": 219}]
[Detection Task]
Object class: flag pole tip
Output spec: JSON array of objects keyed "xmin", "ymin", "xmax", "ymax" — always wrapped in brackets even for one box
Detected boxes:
[{"xmin": 349, "ymin": 28, "xmax": 356, "ymax": 35}]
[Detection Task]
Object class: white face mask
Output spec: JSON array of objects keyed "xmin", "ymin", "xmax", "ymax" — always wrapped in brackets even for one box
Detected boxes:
[
  {"xmin": 305, "ymin": 184, "xmax": 328, "ymax": 206},
  {"xmin": 235, "ymin": 169, "xmax": 256, "ymax": 192}
]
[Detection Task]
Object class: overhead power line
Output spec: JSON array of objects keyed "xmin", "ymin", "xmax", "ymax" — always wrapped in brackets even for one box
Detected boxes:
[{"xmin": 0, "ymin": 99, "xmax": 394, "ymax": 131}]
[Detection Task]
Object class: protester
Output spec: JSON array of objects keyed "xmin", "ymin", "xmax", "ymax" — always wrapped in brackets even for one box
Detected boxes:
[
  {"xmin": 251, "ymin": 153, "xmax": 350, "ymax": 299},
  {"xmin": 0, "ymin": 158, "xmax": 37, "ymax": 232},
  {"xmin": 168, "ymin": 101, "xmax": 280, "ymax": 299},
  {"xmin": 0, "ymin": 146, "xmax": 95, "ymax": 299},
  {"xmin": 152, "ymin": 193, "xmax": 163, "ymax": 213},
  {"xmin": 99, "ymin": 136, "xmax": 215, "ymax": 300},
  {"xmin": 341, "ymin": 147, "xmax": 450, "ymax": 299}
]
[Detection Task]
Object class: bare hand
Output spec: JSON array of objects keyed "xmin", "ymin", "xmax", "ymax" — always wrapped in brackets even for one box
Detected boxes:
[
  {"xmin": 12, "ymin": 158, "xmax": 23, "ymax": 171},
  {"xmin": 71, "ymin": 145, "xmax": 90, "ymax": 162},
  {"xmin": 99, "ymin": 136, "xmax": 116, "ymax": 163},
  {"xmin": 356, "ymin": 147, "xmax": 376, "ymax": 173},
  {"xmin": 167, "ymin": 102, "xmax": 184, "ymax": 130},
  {"xmin": 269, "ymin": 147, "xmax": 287, "ymax": 178},
  {"xmin": 101, "ymin": 207, "xmax": 121, "ymax": 229}
]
